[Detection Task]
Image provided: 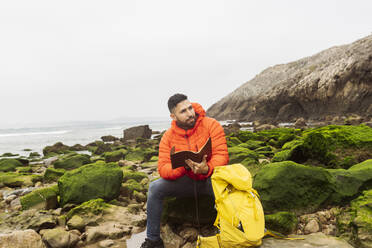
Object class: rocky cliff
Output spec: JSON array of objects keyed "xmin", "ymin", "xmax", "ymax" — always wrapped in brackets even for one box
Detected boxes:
[{"xmin": 207, "ymin": 35, "xmax": 372, "ymax": 122}]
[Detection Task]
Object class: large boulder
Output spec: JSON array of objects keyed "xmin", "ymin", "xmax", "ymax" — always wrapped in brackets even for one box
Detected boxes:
[
  {"xmin": 53, "ymin": 154, "xmax": 91, "ymax": 170},
  {"xmin": 43, "ymin": 142, "xmax": 71, "ymax": 157},
  {"xmin": 0, "ymin": 229, "xmax": 46, "ymax": 248},
  {"xmin": 253, "ymin": 161, "xmax": 334, "ymax": 213},
  {"xmin": 58, "ymin": 161, "xmax": 123, "ymax": 206},
  {"xmin": 123, "ymin": 125, "xmax": 152, "ymax": 141}
]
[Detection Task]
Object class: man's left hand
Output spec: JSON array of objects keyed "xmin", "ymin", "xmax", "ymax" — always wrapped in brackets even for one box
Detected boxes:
[{"xmin": 185, "ymin": 155, "xmax": 209, "ymax": 175}]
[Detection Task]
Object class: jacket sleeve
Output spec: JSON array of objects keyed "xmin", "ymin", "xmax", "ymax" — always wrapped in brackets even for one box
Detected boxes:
[
  {"xmin": 199, "ymin": 118, "xmax": 229, "ymax": 179},
  {"xmin": 158, "ymin": 131, "xmax": 186, "ymax": 180}
]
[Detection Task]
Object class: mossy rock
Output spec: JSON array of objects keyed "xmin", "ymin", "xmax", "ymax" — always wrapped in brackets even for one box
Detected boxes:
[
  {"xmin": 17, "ymin": 166, "xmax": 33, "ymax": 173},
  {"xmin": 0, "ymin": 159, "xmax": 23, "ymax": 172},
  {"xmin": 66, "ymin": 198, "xmax": 110, "ymax": 219},
  {"xmin": 125, "ymin": 148, "xmax": 157, "ymax": 162},
  {"xmin": 0, "ymin": 172, "xmax": 34, "ymax": 187},
  {"xmin": 121, "ymin": 179, "xmax": 144, "ymax": 197},
  {"xmin": 329, "ymin": 159, "xmax": 372, "ymax": 204},
  {"xmin": 255, "ymin": 128, "xmax": 297, "ymax": 143},
  {"xmin": 104, "ymin": 149, "xmax": 127, "ymax": 163},
  {"xmin": 253, "ymin": 161, "xmax": 333, "ymax": 213},
  {"xmin": 235, "ymin": 131, "xmax": 258, "ymax": 142},
  {"xmin": 162, "ymin": 196, "xmax": 216, "ymax": 224},
  {"xmin": 58, "ymin": 161, "xmax": 123, "ymax": 206},
  {"xmin": 226, "ymin": 137, "xmax": 242, "ymax": 147},
  {"xmin": 20, "ymin": 185, "xmax": 59, "ymax": 210},
  {"xmin": 53, "ymin": 154, "xmax": 91, "ymax": 170},
  {"xmin": 1, "ymin": 152, "xmax": 19, "ymax": 157},
  {"xmin": 43, "ymin": 142, "xmax": 71, "ymax": 156},
  {"xmin": 122, "ymin": 170, "xmax": 148, "ymax": 182},
  {"xmin": 337, "ymin": 190, "xmax": 372, "ymax": 248},
  {"xmin": 238, "ymin": 140, "xmax": 265, "ymax": 150},
  {"xmin": 271, "ymin": 150, "xmax": 292, "ymax": 162},
  {"xmin": 228, "ymin": 146, "xmax": 259, "ymax": 164},
  {"xmin": 265, "ymin": 211, "xmax": 298, "ymax": 234},
  {"xmin": 44, "ymin": 168, "xmax": 66, "ymax": 183},
  {"xmin": 29, "ymin": 152, "xmax": 41, "ymax": 158}
]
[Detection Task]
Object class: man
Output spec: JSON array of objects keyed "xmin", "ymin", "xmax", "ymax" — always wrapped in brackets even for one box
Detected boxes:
[{"xmin": 141, "ymin": 93, "xmax": 229, "ymax": 248}]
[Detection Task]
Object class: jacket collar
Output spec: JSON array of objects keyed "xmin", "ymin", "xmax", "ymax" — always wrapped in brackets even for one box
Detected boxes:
[{"xmin": 171, "ymin": 102, "xmax": 206, "ymax": 136}]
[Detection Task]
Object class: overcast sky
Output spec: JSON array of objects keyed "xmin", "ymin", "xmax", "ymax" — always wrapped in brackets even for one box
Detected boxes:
[{"xmin": 0, "ymin": 0, "xmax": 371, "ymax": 128}]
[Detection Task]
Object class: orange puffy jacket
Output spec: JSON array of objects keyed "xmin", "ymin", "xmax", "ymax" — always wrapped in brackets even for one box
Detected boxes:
[{"xmin": 158, "ymin": 102, "xmax": 229, "ymax": 180}]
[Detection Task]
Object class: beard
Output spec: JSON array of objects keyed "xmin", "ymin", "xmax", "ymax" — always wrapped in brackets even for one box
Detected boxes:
[{"xmin": 176, "ymin": 116, "xmax": 196, "ymax": 130}]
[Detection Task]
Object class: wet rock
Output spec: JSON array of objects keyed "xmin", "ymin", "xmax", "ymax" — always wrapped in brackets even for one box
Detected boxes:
[
  {"xmin": 86, "ymin": 222, "xmax": 130, "ymax": 244},
  {"xmin": 101, "ymin": 135, "xmax": 119, "ymax": 142},
  {"xmin": 0, "ymin": 159, "xmax": 23, "ymax": 172},
  {"xmin": 161, "ymin": 224, "xmax": 184, "ymax": 248},
  {"xmin": 40, "ymin": 227, "xmax": 80, "ymax": 248},
  {"xmin": 43, "ymin": 142, "xmax": 71, "ymax": 157},
  {"xmin": 67, "ymin": 215, "xmax": 85, "ymax": 232},
  {"xmin": 44, "ymin": 156, "xmax": 59, "ymax": 167},
  {"xmin": 179, "ymin": 227, "xmax": 198, "ymax": 242},
  {"xmin": 294, "ymin": 118, "xmax": 307, "ymax": 128},
  {"xmin": 43, "ymin": 168, "xmax": 66, "ymax": 183},
  {"xmin": 123, "ymin": 125, "xmax": 152, "ymax": 142},
  {"xmin": 0, "ymin": 229, "xmax": 46, "ymax": 248},
  {"xmin": 104, "ymin": 149, "xmax": 127, "ymax": 163},
  {"xmin": 304, "ymin": 219, "xmax": 320, "ymax": 234},
  {"xmin": 255, "ymin": 124, "xmax": 277, "ymax": 132},
  {"xmin": 260, "ymin": 232, "xmax": 353, "ymax": 247}
]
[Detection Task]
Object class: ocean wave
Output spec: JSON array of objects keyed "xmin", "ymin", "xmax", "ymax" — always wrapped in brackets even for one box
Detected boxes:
[{"xmin": 0, "ymin": 130, "xmax": 71, "ymax": 138}]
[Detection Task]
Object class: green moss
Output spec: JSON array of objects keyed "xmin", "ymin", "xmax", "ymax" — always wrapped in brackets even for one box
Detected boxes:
[
  {"xmin": 0, "ymin": 159, "xmax": 23, "ymax": 172},
  {"xmin": 236, "ymin": 131, "xmax": 257, "ymax": 142},
  {"xmin": 44, "ymin": 167, "xmax": 66, "ymax": 183},
  {"xmin": 265, "ymin": 211, "xmax": 298, "ymax": 234},
  {"xmin": 54, "ymin": 154, "xmax": 91, "ymax": 170},
  {"xmin": 253, "ymin": 161, "xmax": 333, "ymax": 213},
  {"xmin": 228, "ymin": 146, "xmax": 259, "ymax": 164},
  {"xmin": 272, "ymin": 150, "xmax": 291, "ymax": 162},
  {"xmin": 43, "ymin": 142, "xmax": 71, "ymax": 156},
  {"xmin": 238, "ymin": 140, "xmax": 265, "ymax": 150},
  {"xmin": 17, "ymin": 166, "xmax": 32, "ymax": 173},
  {"xmin": 0, "ymin": 172, "xmax": 34, "ymax": 187},
  {"xmin": 20, "ymin": 185, "xmax": 59, "ymax": 210},
  {"xmin": 121, "ymin": 179, "xmax": 144, "ymax": 197},
  {"xmin": 1, "ymin": 152, "xmax": 19, "ymax": 157},
  {"xmin": 104, "ymin": 149, "xmax": 127, "ymax": 162},
  {"xmin": 122, "ymin": 170, "xmax": 148, "ymax": 182},
  {"xmin": 66, "ymin": 198, "xmax": 110, "ymax": 219},
  {"xmin": 125, "ymin": 147, "xmax": 157, "ymax": 162},
  {"xmin": 58, "ymin": 161, "xmax": 123, "ymax": 206},
  {"xmin": 226, "ymin": 137, "xmax": 242, "ymax": 147},
  {"xmin": 29, "ymin": 152, "xmax": 41, "ymax": 158}
]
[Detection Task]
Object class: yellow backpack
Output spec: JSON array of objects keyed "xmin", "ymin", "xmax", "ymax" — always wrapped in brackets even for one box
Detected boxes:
[{"xmin": 196, "ymin": 163, "xmax": 265, "ymax": 248}]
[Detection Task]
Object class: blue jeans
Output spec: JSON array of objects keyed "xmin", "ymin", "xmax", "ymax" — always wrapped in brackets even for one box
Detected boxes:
[{"xmin": 146, "ymin": 176, "xmax": 214, "ymax": 241}]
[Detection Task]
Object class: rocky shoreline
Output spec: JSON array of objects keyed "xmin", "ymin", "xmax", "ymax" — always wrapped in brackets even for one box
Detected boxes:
[{"xmin": 0, "ymin": 123, "xmax": 371, "ymax": 248}]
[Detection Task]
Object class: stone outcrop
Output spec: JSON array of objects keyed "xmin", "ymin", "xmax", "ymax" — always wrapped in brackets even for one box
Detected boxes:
[
  {"xmin": 207, "ymin": 35, "xmax": 372, "ymax": 122},
  {"xmin": 0, "ymin": 229, "xmax": 46, "ymax": 248},
  {"xmin": 123, "ymin": 125, "xmax": 152, "ymax": 141}
]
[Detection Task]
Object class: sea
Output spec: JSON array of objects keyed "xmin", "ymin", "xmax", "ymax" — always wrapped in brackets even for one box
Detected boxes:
[{"xmin": 0, "ymin": 118, "xmax": 173, "ymax": 157}]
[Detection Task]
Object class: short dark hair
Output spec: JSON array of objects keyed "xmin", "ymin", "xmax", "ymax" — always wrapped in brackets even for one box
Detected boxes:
[{"xmin": 168, "ymin": 93, "xmax": 188, "ymax": 113}]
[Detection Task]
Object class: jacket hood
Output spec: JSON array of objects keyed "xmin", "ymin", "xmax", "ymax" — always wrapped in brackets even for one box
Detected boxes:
[{"xmin": 171, "ymin": 102, "xmax": 206, "ymax": 136}]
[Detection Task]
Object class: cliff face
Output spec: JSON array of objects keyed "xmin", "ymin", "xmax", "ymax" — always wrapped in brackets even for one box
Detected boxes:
[{"xmin": 207, "ymin": 35, "xmax": 372, "ymax": 122}]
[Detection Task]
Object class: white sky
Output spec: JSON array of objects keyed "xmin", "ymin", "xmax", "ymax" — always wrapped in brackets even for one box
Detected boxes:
[{"xmin": 0, "ymin": 0, "xmax": 371, "ymax": 128}]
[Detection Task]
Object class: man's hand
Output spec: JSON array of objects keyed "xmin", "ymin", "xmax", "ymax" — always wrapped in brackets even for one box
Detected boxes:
[{"xmin": 185, "ymin": 155, "xmax": 209, "ymax": 175}]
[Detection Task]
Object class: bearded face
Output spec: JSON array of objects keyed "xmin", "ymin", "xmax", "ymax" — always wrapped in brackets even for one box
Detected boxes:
[{"xmin": 170, "ymin": 100, "xmax": 196, "ymax": 130}]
